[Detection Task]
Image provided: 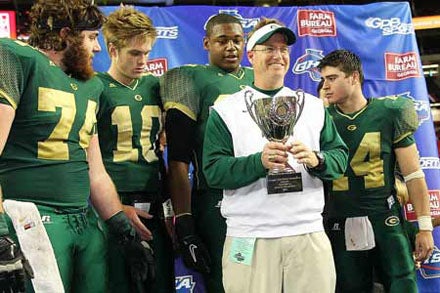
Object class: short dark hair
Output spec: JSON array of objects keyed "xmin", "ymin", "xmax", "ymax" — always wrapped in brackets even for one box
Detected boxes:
[
  {"xmin": 205, "ymin": 14, "xmax": 242, "ymax": 37},
  {"xmin": 318, "ymin": 49, "xmax": 364, "ymax": 85}
]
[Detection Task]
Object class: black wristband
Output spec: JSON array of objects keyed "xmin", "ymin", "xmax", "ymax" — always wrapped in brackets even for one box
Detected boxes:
[{"xmin": 175, "ymin": 214, "xmax": 196, "ymax": 240}]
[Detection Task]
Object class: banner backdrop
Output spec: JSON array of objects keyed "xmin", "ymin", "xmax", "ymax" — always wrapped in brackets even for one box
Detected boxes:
[{"xmin": 95, "ymin": 3, "xmax": 440, "ymax": 292}]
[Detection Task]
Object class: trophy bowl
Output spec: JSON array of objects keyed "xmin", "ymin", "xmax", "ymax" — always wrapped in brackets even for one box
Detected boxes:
[{"xmin": 245, "ymin": 90, "xmax": 305, "ymax": 193}]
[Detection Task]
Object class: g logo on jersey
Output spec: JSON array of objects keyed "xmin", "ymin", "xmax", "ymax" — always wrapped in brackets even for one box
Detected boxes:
[
  {"xmin": 175, "ymin": 275, "xmax": 196, "ymax": 293},
  {"xmin": 384, "ymin": 215, "xmax": 400, "ymax": 226}
]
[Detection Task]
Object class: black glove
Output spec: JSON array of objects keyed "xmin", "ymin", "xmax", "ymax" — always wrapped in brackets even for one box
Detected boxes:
[
  {"xmin": 106, "ymin": 211, "xmax": 155, "ymax": 293},
  {"xmin": 0, "ymin": 235, "xmax": 34, "ymax": 293},
  {"xmin": 175, "ymin": 214, "xmax": 211, "ymax": 274}
]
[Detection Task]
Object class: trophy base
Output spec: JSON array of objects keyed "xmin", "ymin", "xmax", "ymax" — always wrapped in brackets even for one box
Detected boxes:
[{"xmin": 266, "ymin": 171, "xmax": 303, "ymax": 194}]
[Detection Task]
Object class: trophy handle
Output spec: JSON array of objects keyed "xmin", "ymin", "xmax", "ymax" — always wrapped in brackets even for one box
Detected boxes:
[
  {"xmin": 293, "ymin": 90, "xmax": 306, "ymax": 125},
  {"xmin": 244, "ymin": 90, "xmax": 258, "ymax": 123}
]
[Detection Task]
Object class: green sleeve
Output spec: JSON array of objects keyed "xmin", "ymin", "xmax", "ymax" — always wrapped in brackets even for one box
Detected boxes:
[
  {"xmin": 203, "ymin": 109, "xmax": 267, "ymax": 190},
  {"xmin": 308, "ymin": 109, "xmax": 348, "ymax": 180}
]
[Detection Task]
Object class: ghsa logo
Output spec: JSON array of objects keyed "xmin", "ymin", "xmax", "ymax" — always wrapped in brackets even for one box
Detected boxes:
[
  {"xmin": 175, "ymin": 275, "xmax": 196, "ymax": 293},
  {"xmin": 398, "ymin": 92, "xmax": 431, "ymax": 126},
  {"xmin": 420, "ymin": 246, "xmax": 440, "ymax": 279},
  {"xmin": 292, "ymin": 49, "xmax": 324, "ymax": 81},
  {"xmin": 204, "ymin": 10, "xmax": 259, "ymax": 32}
]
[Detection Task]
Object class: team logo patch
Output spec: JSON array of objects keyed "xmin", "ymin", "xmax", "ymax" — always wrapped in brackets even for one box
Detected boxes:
[
  {"xmin": 175, "ymin": 275, "xmax": 196, "ymax": 293},
  {"xmin": 70, "ymin": 83, "xmax": 78, "ymax": 90},
  {"xmin": 384, "ymin": 215, "xmax": 400, "ymax": 226},
  {"xmin": 347, "ymin": 125, "xmax": 357, "ymax": 131},
  {"xmin": 134, "ymin": 94, "xmax": 142, "ymax": 102},
  {"xmin": 420, "ymin": 246, "xmax": 440, "ymax": 279}
]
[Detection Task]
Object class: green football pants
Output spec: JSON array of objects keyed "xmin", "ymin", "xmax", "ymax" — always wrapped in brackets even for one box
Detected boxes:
[
  {"xmin": 324, "ymin": 207, "xmax": 417, "ymax": 293},
  {"xmin": 192, "ymin": 189, "xmax": 226, "ymax": 293},
  {"xmin": 7, "ymin": 205, "xmax": 108, "ymax": 293}
]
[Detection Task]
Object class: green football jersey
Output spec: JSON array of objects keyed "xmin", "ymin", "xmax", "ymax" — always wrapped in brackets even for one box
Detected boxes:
[
  {"xmin": 96, "ymin": 72, "xmax": 162, "ymax": 193},
  {"xmin": 0, "ymin": 38, "xmax": 103, "ymax": 207},
  {"xmin": 161, "ymin": 65, "xmax": 253, "ymax": 191},
  {"xmin": 326, "ymin": 96, "xmax": 418, "ymax": 217}
]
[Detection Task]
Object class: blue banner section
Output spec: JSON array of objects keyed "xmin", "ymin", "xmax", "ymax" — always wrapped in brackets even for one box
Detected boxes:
[{"xmin": 95, "ymin": 3, "xmax": 440, "ymax": 292}]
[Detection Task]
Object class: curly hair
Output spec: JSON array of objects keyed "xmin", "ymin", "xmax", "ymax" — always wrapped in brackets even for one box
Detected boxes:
[
  {"xmin": 29, "ymin": 0, "xmax": 105, "ymax": 51},
  {"xmin": 102, "ymin": 5, "xmax": 156, "ymax": 52}
]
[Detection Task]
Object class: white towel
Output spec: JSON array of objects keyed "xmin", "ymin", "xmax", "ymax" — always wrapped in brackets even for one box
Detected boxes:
[
  {"xmin": 4, "ymin": 200, "xmax": 64, "ymax": 293},
  {"xmin": 345, "ymin": 216, "xmax": 376, "ymax": 251}
]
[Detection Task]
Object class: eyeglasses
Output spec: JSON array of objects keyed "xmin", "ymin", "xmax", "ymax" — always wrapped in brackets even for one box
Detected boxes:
[{"xmin": 252, "ymin": 46, "xmax": 290, "ymax": 55}]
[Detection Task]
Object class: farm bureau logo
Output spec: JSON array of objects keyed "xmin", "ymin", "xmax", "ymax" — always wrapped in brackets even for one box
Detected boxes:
[
  {"xmin": 398, "ymin": 91, "xmax": 430, "ymax": 126},
  {"xmin": 297, "ymin": 10, "xmax": 336, "ymax": 37},
  {"xmin": 156, "ymin": 26, "xmax": 179, "ymax": 39},
  {"xmin": 175, "ymin": 275, "xmax": 196, "ymax": 293},
  {"xmin": 292, "ymin": 49, "xmax": 324, "ymax": 81},
  {"xmin": 146, "ymin": 58, "xmax": 168, "ymax": 77},
  {"xmin": 204, "ymin": 10, "xmax": 259, "ymax": 32},
  {"xmin": 420, "ymin": 246, "xmax": 440, "ymax": 279},
  {"xmin": 365, "ymin": 17, "xmax": 413, "ymax": 36},
  {"xmin": 385, "ymin": 52, "xmax": 420, "ymax": 80}
]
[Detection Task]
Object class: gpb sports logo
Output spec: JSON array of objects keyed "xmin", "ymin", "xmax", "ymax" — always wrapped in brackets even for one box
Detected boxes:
[
  {"xmin": 420, "ymin": 246, "xmax": 440, "ymax": 279},
  {"xmin": 398, "ymin": 91, "xmax": 430, "ymax": 126},
  {"xmin": 204, "ymin": 10, "xmax": 259, "ymax": 32},
  {"xmin": 156, "ymin": 26, "xmax": 179, "ymax": 39},
  {"xmin": 365, "ymin": 17, "xmax": 413, "ymax": 36},
  {"xmin": 292, "ymin": 49, "xmax": 324, "ymax": 81},
  {"xmin": 176, "ymin": 275, "xmax": 196, "ymax": 293}
]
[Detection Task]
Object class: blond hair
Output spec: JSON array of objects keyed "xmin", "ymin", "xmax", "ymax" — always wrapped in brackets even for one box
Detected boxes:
[{"xmin": 102, "ymin": 5, "xmax": 156, "ymax": 53}]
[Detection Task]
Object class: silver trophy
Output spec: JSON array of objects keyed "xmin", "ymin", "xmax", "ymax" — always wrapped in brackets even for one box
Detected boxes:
[{"xmin": 245, "ymin": 90, "xmax": 305, "ymax": 194}]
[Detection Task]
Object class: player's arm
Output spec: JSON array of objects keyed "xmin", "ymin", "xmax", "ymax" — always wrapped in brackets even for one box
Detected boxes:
[
  {"xmin": 88, "ymin": 134, "xmax": 155, "ymax": 285},
  {"xmin": 0, "ymin": 44, "xmax": 34, "ymax": 292},
  {"xmin": 0, "ymin": 104, "xmax": 14, "ymax": 155},
  {"xmin": 87, "ymin": 134, "xmax": 152, "ymax": 239},
  {"xmin": 161, "ymin": 67, "xmax": 210, "ymax": 273},
  {"xmin": 166, "ymin": 110, "xmax": 211, "ymax": 274},
  {"xmin": 160, "ymin": 67, "xmax": 198, "ymax": 215},
  {"xmin": 395, "ymin": 144, "xmax": 434, "ymax": 261},
  {"xmin": 162, "ymin": 107, "xmax": 194, "ymax": 215}
]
